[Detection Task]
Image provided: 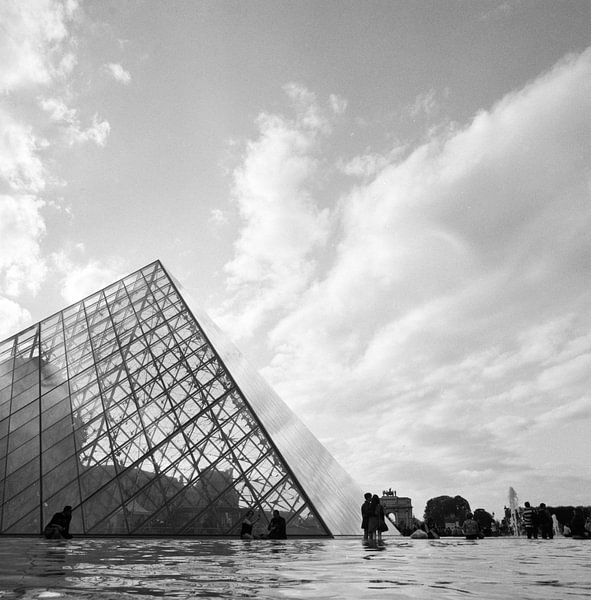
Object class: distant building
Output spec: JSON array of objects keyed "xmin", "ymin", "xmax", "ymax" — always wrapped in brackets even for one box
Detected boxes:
[{"xmin": 380, "ymin": 488, "xmax": 413, "ymax": 530}]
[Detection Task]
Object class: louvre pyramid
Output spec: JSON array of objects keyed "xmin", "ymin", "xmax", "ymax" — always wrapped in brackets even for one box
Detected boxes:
[{"xmin": 0, "ymin": 261, "xmax": 361, "ymax": 536}]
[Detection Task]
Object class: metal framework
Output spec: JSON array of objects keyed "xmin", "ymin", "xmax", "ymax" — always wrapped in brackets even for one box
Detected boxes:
[{"xmin": 0, "ymin": 261, "xmax": 361, "ymax": 536}]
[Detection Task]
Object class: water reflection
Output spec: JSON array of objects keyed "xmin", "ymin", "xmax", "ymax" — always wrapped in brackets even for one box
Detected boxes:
[
  {"xmin": 33, "ymin": 545, "xmax": 68, "ymax": 578},
  {"xmin": 0, "ymin": 537, "xmax": 589, "ymax": 599}
]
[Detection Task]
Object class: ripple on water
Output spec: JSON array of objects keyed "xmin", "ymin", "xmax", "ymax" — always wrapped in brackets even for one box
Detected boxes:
[{"xmin": 0, "ymin": 537, "xmax": 590, "ymax": 599}]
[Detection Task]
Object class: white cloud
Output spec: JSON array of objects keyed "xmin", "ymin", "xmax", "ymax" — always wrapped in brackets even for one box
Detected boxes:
[
  {"xmin": 212, "ymin": 84, "xmax": 336, "ymax": 338},
  {"xmin": 410, "ymin": 88, "xmax": 438, "ymax": 119},
  {"xmin": 40, "ymin": 99, "xmax": 111, "ymax": 147},
  {"xmin": 338, "ymin": 147, "xmax": 405, "ymax": 180},
  {"xmin": 0, "ymin": 111, "xmax": 47, "ymax": 193},
  {"xmin": 0, "ymin": 0, "xmax": 111, "ymax": 328},
  {"xmin": 209, "ymin": 208, "xmax": 229, "ymax": 226},
  {"xmin": 329, "ymin": 93, "xmax": 347, "ymax": 116},
  {"xmin": 220, "ymin": 48, "xmax": 591, "ymax": 514},
  {"xmin": 0, "ymin": 0, "xmax": 78, "ymax": 92},
  {"xmin": 105, "ymin": 62, "xmax": 131, "ymax": 85},
  {"xmin": 0, "ymin": 195, "xmax": 47, "ymax": 296},
  {"xmin": 57, "ymin": 257, "xmax": 126, "ymax": 304},
  {"xmin": 71, "ymin": 114, "xmax": 111, "ymax": 146},
  {"xmin": 0, "ymin": 296, "xmax": 32, "ymax": 340}
]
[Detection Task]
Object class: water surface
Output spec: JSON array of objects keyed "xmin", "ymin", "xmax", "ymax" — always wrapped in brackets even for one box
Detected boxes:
[{"xmin": 0, "ymin": 537, "xmax": 589, "ymax": 599}]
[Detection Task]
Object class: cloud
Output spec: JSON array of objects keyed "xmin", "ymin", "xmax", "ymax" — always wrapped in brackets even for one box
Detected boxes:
[
  {"xmin": 209, "ymin": 208, "xmax": 229, "ymax": 226},
  {"xmin": 329, "ymin": 94, "xmax": 347, "ymax": 116},
  {"xmin": 0, "ymin": 195, "xmax": 47, "ymax": 296},
  {"xmin": 72, "ymin": 114, "xmax": 111, "ymax": 146},
  {"xmin": 105, "ymin": 62, "xmax": 131, "ymax": 84},
  {"xmin": 410, "ymin": 88, "xmax": 438, "ymax": 119},
  {"xmin": 56, "ymin": 256, "xmax": 127, "ymax": 304},
  {"xmin": 40, "ymin": 99, "xmax": 111, "ymax": 147},
  {"xmin": 220, "ymin": 48, "xmax": 591, "ymax": 514},
  {"xmin": 0, "ymin": 111, "xmax": 46, "ymax": 193},
  {"xmin": 338, "ymin": 147, "xmax": 405, "ymax": 180},
  {"xmin": 0, "ymin": 0, "xmax": 111, "ymax": 323},
  {"xmin": 0, "ymin": 296, "xmax": 32, "ymax": 340},
  {"xmin": 212, "ymin": 84, "xmax": 336, "ymax": 338},
  {"xmin": 0, "ymin": 0, "xmax": 78, "ymax": 92},
  {"xmin": 0, "ymin": 0, "xmax": 82, "ymax": 307}
]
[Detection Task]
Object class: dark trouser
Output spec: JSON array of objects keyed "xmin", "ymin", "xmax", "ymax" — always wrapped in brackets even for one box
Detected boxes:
[
  {"xmin": 44, "ymin": 524, "xmax": 65, "ymax": 539},
  {"xmin": 525, "ymin": 526, "xmax": 538, "ymax": 539},
  {"xmin": 540, "ymin": 525, "xmax": 553, "ymax": 539}
]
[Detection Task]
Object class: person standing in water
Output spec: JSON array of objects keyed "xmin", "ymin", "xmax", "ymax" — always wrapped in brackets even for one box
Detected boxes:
[
  {"xmin": 268, "ymin": 510, "xmax": 287, "ymax": 539},
  {"xmin": 522, "ymin": 502, "xmax": 538, "ymax": 539},
  {"xmin": 537, "ymin": 503, "xmax": 553, "ymax": 539},
  {"xmin": 361, "ymin": 492, "xmax": 372, "ymax": 540}
]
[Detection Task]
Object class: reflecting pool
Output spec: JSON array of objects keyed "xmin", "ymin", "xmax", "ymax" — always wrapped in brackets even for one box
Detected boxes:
[{"xmin": 0, "ymin": 537, "xmax": 589, "ymax": 599}]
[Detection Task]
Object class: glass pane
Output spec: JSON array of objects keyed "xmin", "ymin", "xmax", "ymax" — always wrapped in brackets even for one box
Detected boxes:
[
  {"xmin": 2, "ymin": 480, "xmax": 40, "ymax": 531},
  {"xmin": 3, "ymin": 505, "xmax": 39, "ymax": 534},
  {"xmin": 3, "ymin": 457, "xmax": 39, "ymax": 502},
  {"xmin": 42, "ymin": 433, "xmax": 77, "ymax": 474},
  {"xmin": 83, "ymin": 479, "xmax": 123, "ymax": 532},
  {"xmin": 9, "ymin": 397, "xmax": 39, "ymax": 431},
  {"xmin": 41, "ymin": 382, "xmax": 70, "ymax": 415},
  {"xmin": 42, "ymin": 414, "xmax": 74, "ymax": 452},
  {"xmin": 41, "ymin": 361, "xmax": 67, "ymax": 391},
  {"xmin": 6, "ymin": 434, "xmax": 39, "ymax": 474},
  {"xmin": 43, "ymin": 455, "xmax": 80, "ymax": 499},
  {"xmin": 41, "ymin": 394, "xmax": 72, "ymax": 430}
]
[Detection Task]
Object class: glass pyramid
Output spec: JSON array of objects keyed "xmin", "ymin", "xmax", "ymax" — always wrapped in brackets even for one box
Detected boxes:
[{"xmin": 0, "ymin": 261, "xmax": 361, "ymax": 536}]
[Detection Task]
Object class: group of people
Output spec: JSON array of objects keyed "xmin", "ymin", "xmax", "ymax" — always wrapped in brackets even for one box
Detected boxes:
[
  {"xmin": 521, "ymin": 501, "xmax": 555, "ymax": 539},
  {"xmin": 567, "ymin": 507, "xmax": 591, "ymax": 538},
  {"xmin": 520, "ymin": 501, "xmax": 590, "ymax": 539},
  {"xmin": 43, "ymin": 504, "xmax": 289, "ymax": 541},
  {"xmin": 361, "ymin": 492, "xmax": 389, "ymax": 542},
  {"xmin": 240, "ymin": 509, "xmax": 287, "ymax": 540}
]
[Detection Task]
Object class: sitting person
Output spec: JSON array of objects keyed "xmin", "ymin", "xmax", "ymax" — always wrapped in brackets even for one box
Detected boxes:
[
  {"xmin": 44, "ymin": 505, "xmax": 73, "ymax": 539},
  {"xmin": 463, "ymin": 513, "xmax": 480, "ymax": 540},
  {"xmin": 240, "ymin": 509, "xmax": 260, "ymax": 539}
]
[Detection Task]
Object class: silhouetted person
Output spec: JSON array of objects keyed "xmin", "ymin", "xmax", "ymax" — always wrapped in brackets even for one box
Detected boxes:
[
  {"xmin": 376, "ymin": 499, "xmax": 388, "ymax": 541},
  {"xmin": 570, "ymin": 507, "xmax": 589, "ymax": 538},
  {"xmin": 463, "ymin": 512, "xmax": 480, "ymax": 540},
  {"xmin": 538, "ymin": 503, "xmax": 553, "ymax": 539},
  {"xmin": 44, "ymin": 505, "xmax": 73, "ymax": 539},
  {"xmin": 268, "ymin": 510, "xmax": 287, "ymax": 539},
  {"xmin": 522, "ymin": 501, "xmax": 537, "ymax": 539},
  {"xmin": 361, "ymin": 492, "xmax": 372, "ymax": 540},
  {"xmin": 367, "ymin": 494, "xmax": 386, "ymax": 541},
  {"xmin": 240, "ymin": 509, "xmax": 260, "ymax": 539}
]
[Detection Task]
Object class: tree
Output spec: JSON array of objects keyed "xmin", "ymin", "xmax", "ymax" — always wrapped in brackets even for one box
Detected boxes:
[
  {"xmin": 424, "ymin": 495, "xmax": 471, "ymax": 529},
  {"xmin": 547, "ymin": 505, "xmax": 591, "ymax": 526},
  {"xmin": 548, "ymin": 506, "xmax": 574, "ymax": 526},
  {"xmin": 473, "ymin": 508, "xmax": 494, "ymax": 535}
]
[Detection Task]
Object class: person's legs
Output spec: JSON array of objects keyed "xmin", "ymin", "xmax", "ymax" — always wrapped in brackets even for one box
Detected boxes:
[{"xmin": 44, "ymin": 525, "xmax": 63, "ymax": 539}]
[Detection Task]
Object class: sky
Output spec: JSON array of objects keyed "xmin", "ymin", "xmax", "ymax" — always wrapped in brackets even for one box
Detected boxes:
[{"xmin": 1, "ymin": 0, "xmax": 591, "ymax": 520}]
